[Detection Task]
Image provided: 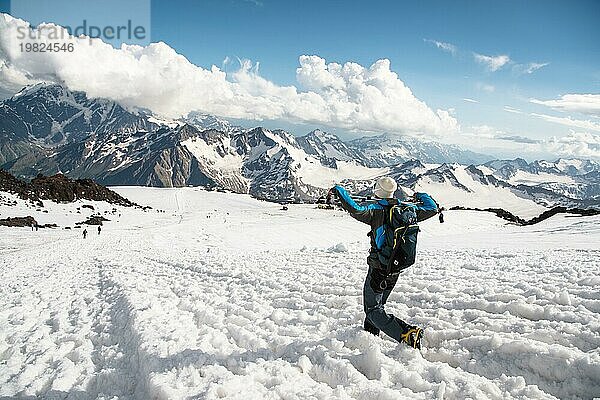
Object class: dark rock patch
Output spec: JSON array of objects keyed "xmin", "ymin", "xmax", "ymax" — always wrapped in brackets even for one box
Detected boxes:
[
  {"xmin": 0, "ymin": 169, "xmax": 137, "ymax": 207},
  {"xmin": 76, "ymin": 215, "xmax": 110, "ymax": 226},
  {"xmin": 0, "ymin": 216, "xmax": 37, "ymax": 227},
  {"xmin": 449, "ymin": 206, "xmax": 600, "ymax": 225}
]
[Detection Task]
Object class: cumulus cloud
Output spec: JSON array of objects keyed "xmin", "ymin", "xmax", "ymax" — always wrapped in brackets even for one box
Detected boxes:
[
  {"xmin": 0, "ymin": 13, "xmax": 458, "ymax": 136},
  {"xmin": 463, "ymin": 124, "xmax": 599, "ymax": 159},
  {"xmin": 546, "ymin": 131, "xmax": 600, "ymax": 158},
  {"xmin": 293, "ymin": 55, "xmax": 459, "ymax": 134},
  {"xmin": 473, "ymin": 53, "xmax": 510, "ymax": 72},
  {"xmin": 424, "ymin": 39, "xmax": 457, "ymax": 55},
  {"xmin": 531, "ymin": 94, "xmax": 600, "ymax": 117},
  {"xmin": 531, "ymin": 113, "xmax": 600, "ymax": 132}
]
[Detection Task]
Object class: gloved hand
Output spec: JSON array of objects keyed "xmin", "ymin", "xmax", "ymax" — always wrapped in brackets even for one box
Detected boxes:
[{"xmin": 326, "ymin": 187, "xmax": 336, "ymax": 205}]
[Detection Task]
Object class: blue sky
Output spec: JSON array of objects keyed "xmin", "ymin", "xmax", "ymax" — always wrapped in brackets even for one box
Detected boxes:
[
  {"xmin": 1, "ymin": 0, "xmax": 599, "ymax": 159},
  {"xmin": 151, "ymin": 0, "xmax": 599, "ymax": 134}
]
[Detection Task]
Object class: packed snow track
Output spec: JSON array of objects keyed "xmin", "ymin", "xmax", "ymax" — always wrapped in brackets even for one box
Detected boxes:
[{"xmin": 1, "ymin": 188, "xmax": 599, "ymax": 399}]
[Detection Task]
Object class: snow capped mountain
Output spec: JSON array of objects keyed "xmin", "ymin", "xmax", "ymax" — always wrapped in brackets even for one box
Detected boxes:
[
  {"xmin": 532, "ymin": 158, "xmax": 600, "ymax": 176},
  {"xmin": 0, "ymin": 84, "xmax": 381, "ymax": 201},
  {"xmin": 182, "ymin": 112, "xmax": 243, "ymax": 134},
  {"xmin": 340, "ymin": 159, "xmax": 598, "ymax": 216},
  {"xmin": 481, "ymin": 158, "xmax": 600, "ymax": 207},
  {"xmin": 410, "ymin": 164, "xmax": 549, "ymax": 218},
  {"xmin": 416, "ymin": 160, "xmax": 597, "ymax": 216},
  {"xmin": 1, "ymin": 82, "xmax": 154, "ymax": 147},
  {"xmin": 349, "ymin": 134, "xmax": 493, "ymax": 167},
  {"xmin": 296, "ymin": 129, "xmax": 365, "ymax": 167},
  {"xmin": 0, "ymin": 83, "xmax": 598, "ymax": 212}
]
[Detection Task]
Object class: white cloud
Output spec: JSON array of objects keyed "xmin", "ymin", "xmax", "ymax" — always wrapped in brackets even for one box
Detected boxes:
[
  {"xmin": 546, "ymin": 130, "xmax": 600, "ymax": 158},
  {"xmin": 514, "ymin": 62, "xmax": 549, "ymax": 75},
  {"xmin": 530, "ymin": 113, "xmax": 600, "ymax": 132},
  {"xmin": 497, "ymin": 135, "xmax": 540, "ymax": 144},
  {"xmin": 461, "ymin": 125, "xmax": 599, "ymax": 159},
  {"xmin": 424, "ymin": 39, "xmax": 457, "ymax": 55},
  {"xmin": 531, "ymin": 94, "xmax": 600, "ymax": 117},
  {"xmin": 462, "ymin": 98, "xmax": 478, "ymax": 103},
  {"xmin": 242, "ymin": 0, "xmax": 264, "ymax": 6},
  {"xmin": 503, "ymin": 106, "xmax": 522, "ymax": 114},
  {"xmin": 476, "ymin": 82, "xmax": 495, "ymax": 93},
  {"xmin": 473, "ymin": 53, "xmax": 510, "ymax": 72},
  {"xmin": 468, "ymin": 124, "xmax": 496, "ymax": 138},
  {"xmin": 0, "ymin": 14, "xmax": 459, "ymax": 136}
]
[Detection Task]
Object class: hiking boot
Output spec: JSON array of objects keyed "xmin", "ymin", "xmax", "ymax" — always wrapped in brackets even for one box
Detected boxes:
[
  {"xmin": 363, "ymin": 319, "xmax": 380, "ymax": 336},
  {"xmin": 400, "ymin": 326, "xmax": 423, "ymax": 349}
]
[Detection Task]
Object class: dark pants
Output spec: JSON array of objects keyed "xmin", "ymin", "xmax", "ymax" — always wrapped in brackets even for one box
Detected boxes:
[{"xmin": 363, "ymin": 267, "xmax": 411, "ymax": 342}]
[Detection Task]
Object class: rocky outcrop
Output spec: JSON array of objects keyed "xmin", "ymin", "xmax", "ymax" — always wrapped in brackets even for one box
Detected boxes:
[
  {"xmin": 29, "ymin": 174, "xmax": 134, "ymax": 206},
  {"xmin": 0, "ymin": 169, "xmax": 41, "ymax": 205},
  {"xmin": 76, "ymin": 215, "xmax": 110, "ymax": 225},
  {"xmin": 449, "ymin": 206, "xmax": 600, "ymax": 225},
  {"xmin": 0, "ymin": 216, "xmax": 36, "ymax": 227},
  {"xmin": 0, "ymin": 169, "xmax": 136, "ymax": 206}
]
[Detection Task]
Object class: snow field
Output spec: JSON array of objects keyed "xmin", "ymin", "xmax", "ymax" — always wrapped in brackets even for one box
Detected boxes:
[{"xmin": 1, "ymin": 187, "xmax": 599, "ymax": 399}]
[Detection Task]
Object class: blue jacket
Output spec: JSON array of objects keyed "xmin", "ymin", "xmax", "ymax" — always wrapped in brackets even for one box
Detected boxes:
[{"xmin": 331, "ymin": 185, "xmax": 438, "ymax": 268}]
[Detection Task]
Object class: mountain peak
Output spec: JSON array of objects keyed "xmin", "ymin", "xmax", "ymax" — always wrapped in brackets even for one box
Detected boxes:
[
  {"xmin": 183, "ymin": 112, "xmax": 237, "ymax": 133},
  {"xmin": 305, "ymin": 129, "xmax": 338, "ymax": 142},
  {"xmin": 12, "ymin": 82, "xmax": 61, "ymax": 99}
]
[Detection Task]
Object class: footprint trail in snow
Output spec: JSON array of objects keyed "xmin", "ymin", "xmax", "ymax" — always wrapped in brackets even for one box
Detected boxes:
[{"xmin": 1, "ymin": 187, "xmax": 599, "ymax": 399}]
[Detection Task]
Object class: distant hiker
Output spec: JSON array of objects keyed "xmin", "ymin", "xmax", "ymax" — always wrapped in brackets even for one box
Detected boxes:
[
  {"xmin": 83, "ymin": 229, "xmax": 88, "ymax": 239},
  {"xmin": 97, "ymin": 226, "xmax": 101, "ymax": 235},
  {"xmin": 328, "ymin": 177, "xmax": 439, "ymax": 349},
  {"xmin": 31, "ymin": 223, "xmax": 35, "ymax": 231}
]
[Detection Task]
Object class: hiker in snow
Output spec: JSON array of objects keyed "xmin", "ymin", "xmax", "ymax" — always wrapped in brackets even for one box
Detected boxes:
[
  {"xmin": 97, "ymin": 226, "xmax": 101, "ymax": 235},
  {"xmin": 328, "ymin": 177, "xmax": 439, "ymax": 349},
  {"xmin": 82, "ymin": 229, "xmax": 88, "ymax": 239}
]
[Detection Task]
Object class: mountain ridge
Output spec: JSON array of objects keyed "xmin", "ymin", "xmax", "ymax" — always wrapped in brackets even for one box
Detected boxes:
[{"xmin": 0, "ymin": 83, "xmax": 598, "ymax": 212}]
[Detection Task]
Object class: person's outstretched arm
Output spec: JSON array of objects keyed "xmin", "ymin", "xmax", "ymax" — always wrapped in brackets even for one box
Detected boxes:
[
  {"xmin": 329, "ymin": 185, "xmax": 384, "ymax": 225},
  {"xmin": 402, "ymin": 192, "xmax": 439, "ymax": 222}
]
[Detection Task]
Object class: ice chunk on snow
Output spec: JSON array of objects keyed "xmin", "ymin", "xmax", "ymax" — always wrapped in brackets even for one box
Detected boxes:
[
  {"xmin": 298, "ymin": 355, "xmax": 312, "ymax": 373},
  {"xmin": 328, "ymin": 242, "xmax": 348, "ymax": 253},
  {"xmin": 555, "ymin": 290, "xmax": 572, "ymax": 306}
]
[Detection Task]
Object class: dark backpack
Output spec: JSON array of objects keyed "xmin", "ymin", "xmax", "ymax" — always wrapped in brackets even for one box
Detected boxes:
[{"xmin": 378, "ymin": 205, "xmax": 419, "ymax": 276}]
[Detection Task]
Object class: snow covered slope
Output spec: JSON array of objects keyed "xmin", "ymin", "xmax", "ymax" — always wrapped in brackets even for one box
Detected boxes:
[
  {"xmin": 1, "ymin": 187, "xmax": 599, "ymax": 399},
  {"xmin": 411, "ymin": 164, "xmax": 549, "ymax": 218}
]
